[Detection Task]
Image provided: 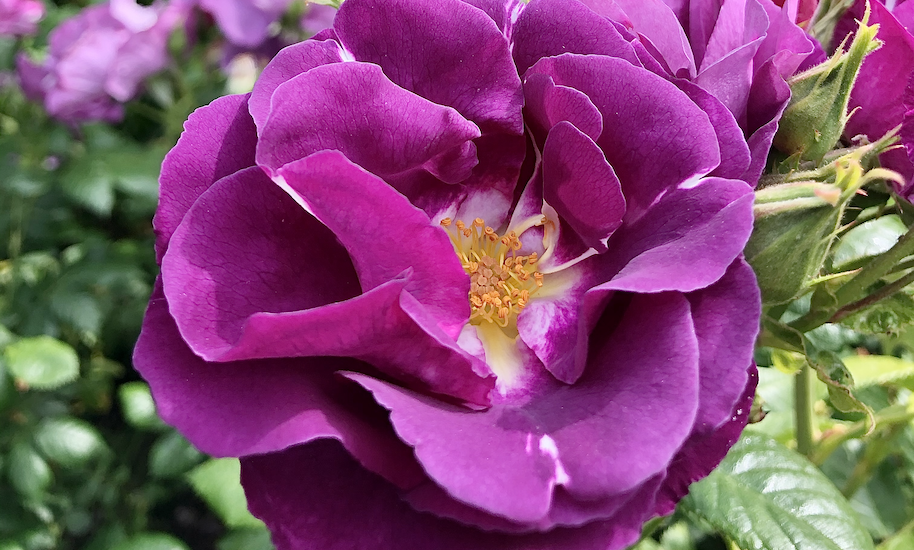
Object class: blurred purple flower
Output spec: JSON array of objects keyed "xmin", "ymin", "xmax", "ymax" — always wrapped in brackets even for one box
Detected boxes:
[
  {"xmin": 198, "ymin": 0, "xmax": 293, "ymax": 48},
  {"xmin": 134, "ymin": 0, "xmax": 761, "ymax": 548},
  {"xmin": 837, "ymin": 0, "xmax": 914, "ymax": 196},
  {"xmin": 610, "ymin": 0, "xmax": 821, "ymax": 182},
  {"xmin": 300, "ymin": 2, "xmax": 335, "ymax": 36},
  {"xmin": 16, "ymin": 0, "xmax": 187, "ymax": 123},
  {"xmin": 0, "ymin": 0, "xmax": 43, "ymax": 37}
]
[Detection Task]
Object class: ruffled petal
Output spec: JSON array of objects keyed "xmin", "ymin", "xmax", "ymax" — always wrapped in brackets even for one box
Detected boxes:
[
  {"xmin": 153, "ymin": 94, "xmax": 257, "ymax": 262},
  {"xmin": 511, "ymin": 0, "xmax": 640, "ymax": 75},
  {"xmin": 614, "ymin": 0, "xmax": 696, "ymax": 77},
  {"xmin": 134, "ymin": 280, "xmax": 423, "ymax": 488},
  {"xmin": 334, "ymin": 0, "xmax": 523, "ymax": 135},
  {"xmin": 243, "ymin": 440, "xmax": 652, "ymax": 550},
  {"xmin": 346, "ymin": 292, "xmax": 698, "ymax": 525},
  {"xmin": 527, "ymin": 54, "xmax": 721, "ymax": 218},
  {"xmin": 256, "ymin": 62, "xmax": 481, "ymax": 184},
  {"xmin": 276, "ymin": 151, "xmax": 471, "ymax": 336},
  {"xmin": 596, "ymin": 177, "xmax": 754, "ymax": 293},
  {"xmin": 248, "ymin": 39, "xmax": 345, "ymax": 131}
]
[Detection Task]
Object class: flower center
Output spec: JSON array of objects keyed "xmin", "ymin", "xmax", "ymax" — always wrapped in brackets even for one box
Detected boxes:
[{"xmin": 440, "ymin": 217, "xmax": 543, "ymax": 328}]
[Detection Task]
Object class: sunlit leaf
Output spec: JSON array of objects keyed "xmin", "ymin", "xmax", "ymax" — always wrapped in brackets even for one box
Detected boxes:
[
  {"xmin": 4, "ymin": 336, "xmax": 79, "ymax": 390},
  {"xmin": 187, "ymin": 459, "xmax": 264, "ymax": 529}
]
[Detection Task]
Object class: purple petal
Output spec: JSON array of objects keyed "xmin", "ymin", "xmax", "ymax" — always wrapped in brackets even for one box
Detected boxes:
[
  {"xmin": 523, "ymin": 72, "xmax": 603, "ymax": 144},
  {"xmin": 511, "ymin": 0, "xmax": 640, "ymax": 75},
  {"xmin": 247, "ymin": 39, "xmax": 344, "ymax": 132},
  {"xmin": 542, "ymin": 121, "xmax": 625, "ymax": 254},
  {"xmin": 655, "ymin": 364, "xmax": 758, "ymax": 513},
  {"xmin": 614, "ymin": 0, "xmax": 696, "ymax": 77},
  {"xmin": 687, "ymin": 259, "xmax": 760, "ymax": 430},
  {"xmin": 673, "ymin": 78, "xmax": 752, "ymax": 180},
  {"xmin": 276, "ymin": 151, "xmax": 471, "ymax": 336},
  {"xmin": 256, "ymin": 62, "xmax": 481, "ymax": 184},
  {"xmin": 345, "ymin": 292, "xmax": 698, "ymax": 524},
  {"xmin": 743, "ymin": 58, "xmax": 791, "ymax": 183},
  {"xmin": 596, "ymin": 177, "xmax": 754, "ymax": 293},
  {"xmin": 199, "ymin": 0, "xmax": 292, "ymax": 48},
  {"xmin": 460, "ymin": 0, "xmax": 525, "ymax": 34},
  {"xmin": 153, "ymin": 94, "xmax": 257, "ymax": 262},
  {"xmin": 334, "ymin": 0, "xmax": 523, "ymax": 135},
  {"xmin": 527, "ymin": 54, "xmax": 721, "ymax": 218},
  {"xmin": 134, "ymin": 280, "xmax": 423, "ymax": 488},
  {"xmin": 243, "ymin": 439, "xmax": 653, "ymax": 550}
]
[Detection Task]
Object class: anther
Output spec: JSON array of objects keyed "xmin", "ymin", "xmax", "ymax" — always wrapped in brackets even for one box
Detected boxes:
[{"xmin": 440, "ymin": 217, "xmax": 452, "ymax": 226}]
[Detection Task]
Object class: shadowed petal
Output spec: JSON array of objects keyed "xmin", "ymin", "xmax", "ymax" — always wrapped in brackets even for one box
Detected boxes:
[
  {"xmin": 512, "ymin": 0, "xmax": 640, "ymax": 75},
  {"xmin": 243, "ymin": 439, "xmax": 654, "ymax": 550},
  {"xmin": 527, "ymin": 54, "xmax": 721, "ymax": 218},
  {"xmin": 345, "ymin": 292, "xmax": 698, "ymax": 524},
  {"xmin": 134, "ymin": 280, "xmax": 423, "ymax": 488},
  {"xmin": 153, "ymin": 94, "xmax": 257, "ymax": 262},
  {"xmin": 276, "ymin": 151, "xmax": 471, "ymax": 336}
]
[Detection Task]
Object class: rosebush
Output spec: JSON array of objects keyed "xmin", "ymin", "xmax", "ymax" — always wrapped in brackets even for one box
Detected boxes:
[
  {"xmin": 16, "ymin": 0, "xmax": 186, "ymax": 123},
  {"xmin": 134, "ymin": 0, "xmax": 762, "ymax": 548}
]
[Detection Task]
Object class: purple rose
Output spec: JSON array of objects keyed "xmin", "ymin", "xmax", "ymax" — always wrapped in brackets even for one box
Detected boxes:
[
  {"xmin": 16, "ymin": 0, "xmax": 187, "ymax": 123},
  {"xmin": 134, "ymin": 0, "xmax": 761, "ymax": 548},
  {"xmin": 837, "ymin": 0, "xmax": 914, "ymax": 196},
  {"xmin": 198, "ymin": 0, "xmax": 294, "ymax": 48},
  {"xmin": 0, "ymin": 0, "xmax": 43, "ymax": 37},
  {"xmin": 610, "ymin": 0, "xmax": 821, "ymax": 182}
]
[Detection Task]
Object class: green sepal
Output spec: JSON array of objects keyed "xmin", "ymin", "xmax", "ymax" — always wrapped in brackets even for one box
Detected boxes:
[
  {"xmin": 773, "ymin": 3, "xmax": 882, "ymax": 162},
  {"xmin": 811, "ymin": 350, "xmax": 876, "ymax": 433}
]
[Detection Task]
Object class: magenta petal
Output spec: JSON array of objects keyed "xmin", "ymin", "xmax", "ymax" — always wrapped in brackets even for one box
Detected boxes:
[
  {"xmin": 277, "ymin": 151, "xmax": 471, "ymax": 336},
  {"xmin": 687, "ymin": 259, "xmax": 760, "ymax": 430},
  {"xmin": 656, "ymin": 364, "xmax": 758, "ymax": 513},
  {"xmin": 743, "ymin": 59, "xmax": 791, "ymax": 183},
  {"xmin": 614, "ymin": 0, "xmax": 696, "ymax": 76},
  {"xmin": 528, "ymin": 54, "xmax": 721, "ymax": 218},
  {"xmin": 248, "ymin": 39, "xmax": 344, "ymax": 131},
  {"xmin": 153, "ymin": 94, "xmax": 257, "ymax": 262},
  {"xmin": 243, "ymin": 440, "xmax": 654, "ymax": 550},
  {"xmin": 256, "ymin": 62, "xmax": 481, "ymax": 184},
  {"xmin": 134, "ymin": 280, "xmax": 422, "ymax": 487},
  {"xmin": 523, "ymin": 72, "xmax": 603, "ymax": 144},
  {"xmin": 512, "ymin": 0, "xmax": 640, "ymax": 75},
  {"xmin": 599, "ymin": 177, "xmax": 754, "ymax": 293},
  {"xmin": 345, "ymin": 292, "xmax": 698, "ymax": 524},
  {"xmin": 334, "ymin": 0, "xmax": 522, "ymax": 135},
  {"xmin": 542, "ymin": 121, "xmax": 625, "ymax": 253}
]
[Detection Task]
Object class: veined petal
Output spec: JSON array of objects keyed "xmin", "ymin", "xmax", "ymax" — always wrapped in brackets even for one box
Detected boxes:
[
  {"xmin": 134, "ymin": 280, "xmax": 423, "ymax": 488},
  {"xmin": 248, "ymin": 39, "xmax": 345, "ymax": 132},
  {"xmin": 257, "ymin": 62, "xmax": 481, "ymax": 184},
  {"xmin": 276, "ymin": 151, "xmax": 471, "ymax": 336},
  {"xmin": 154, "ymin": 94, "xmax": 257, "ymax": 262}
]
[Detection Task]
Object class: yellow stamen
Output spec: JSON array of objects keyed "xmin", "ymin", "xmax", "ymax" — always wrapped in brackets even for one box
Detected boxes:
[{"xmin": 441, "ymin": 217, "xmax": 545, "ymax": 329}]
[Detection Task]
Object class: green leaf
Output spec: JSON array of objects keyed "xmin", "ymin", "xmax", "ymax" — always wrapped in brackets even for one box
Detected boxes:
[
  {"xmin": 217, "ymin": 528, "xmax": 274, "ymax": 550},
  {"xmin": 33, "ymin": 417, "xmax": 107, "ymax": 468},
  {"xmin": 841, "ymin": 355, "xmax": 914, "ymax": 391},
  {"xmin": 118, "ymin": 382, "xmax": 166, "ymax": 431},
  {"xmin": 148, "ymin": 431, "xmax": 204, "ymax": 479},
  {"xmin": 8, "ymin": 443, "xmax": 52, "ymax": 498},
  {"xmin": 3, "ymin": 336, "xmax": 79, "ymax": 390},
  {"xmin": 831, "ymin": 216, "xmax": 907, "ymax": 271},
  {"xmin": 111, "ymin": 533, "xmax": 190, "ymax": 550},
  {"xmin": 680, "ymin": 434, "xmax": 875, "ymax": 550},
  {"xmin": 187, "ymin": 459, "xmax": 264, "ymax": 529},
  {"xmin": 811, "ymin": 351, "xmax": 875, "ymax": 433}
]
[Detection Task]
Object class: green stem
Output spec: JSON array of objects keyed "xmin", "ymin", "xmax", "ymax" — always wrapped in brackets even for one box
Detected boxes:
[
  {"xmin": 830, "ymin": 269, "xmax": 914, "ymax": 322},
  {"xmin": 811, "ymin": 406, "xmax": 914, "ymax": 465},
  {"xmin": 795, "ymin": 363, "xmax": 818, "ymax": 458},
  {"xmin": 790, "ymin": 223, "xmax": 914, "ymax": 332}
]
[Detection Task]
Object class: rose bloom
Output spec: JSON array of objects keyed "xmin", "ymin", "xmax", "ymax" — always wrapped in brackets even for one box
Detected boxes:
[
  {"xmin": 16, "ymin": 0, "xmax": 186, "ymax": 123},
  {"xmin": 0, "ymin": 0, "xmax": 43, "ymax": 37},
  {"xmin": 610, "ymin": 0, "xmax": 820, "ymax": 183},
  {"xmin": 135, "ymin": 0, "xmax": 762, "ymax": 548},
  {"xmin": 198, "ymin": 0, "xmax": 294, "ymax": 48},
  {"xmin": 838, "ymin": 0, "xmax": 914, "ymax": 195}
]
